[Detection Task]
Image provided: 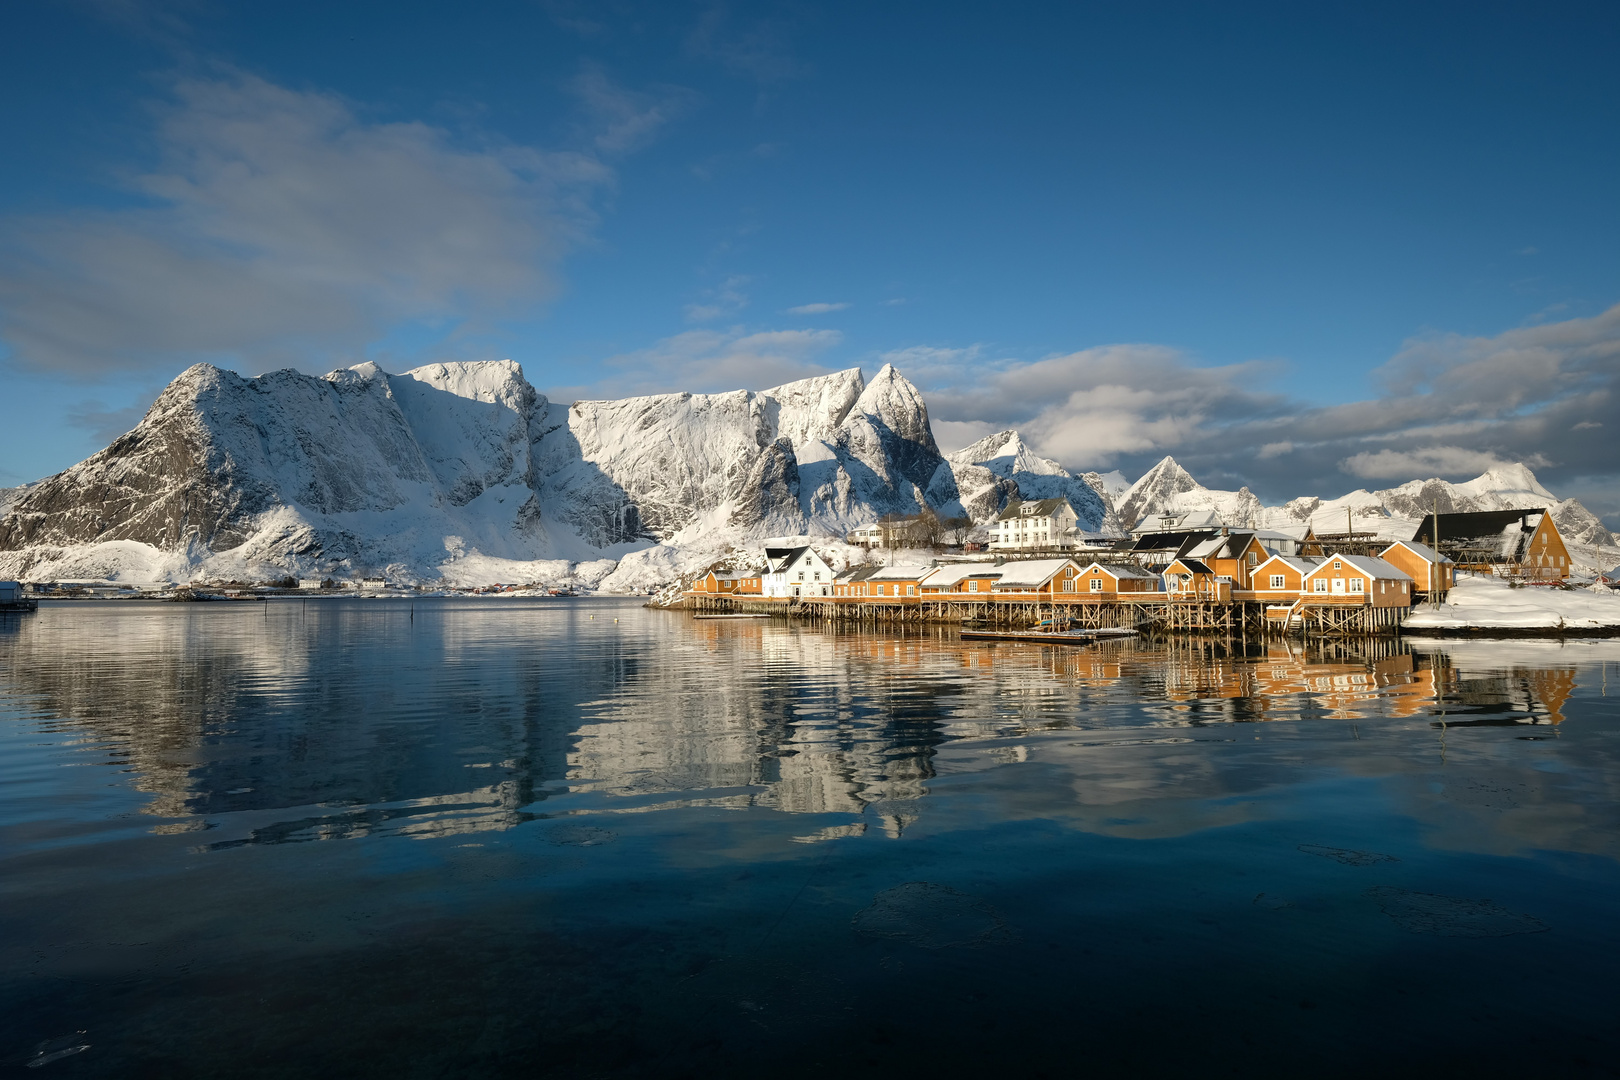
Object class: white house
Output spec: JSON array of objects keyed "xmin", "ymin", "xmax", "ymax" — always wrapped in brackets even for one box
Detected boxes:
[
  {"xmin": 1130, "ymin": 509, "xmax": 1223, "ymax": 536},
  {"xmin": 989, "ymin": 498, "xmax": 1081, "ymax": 551},
  {"xmin": 762, "ymin": 546, "xmax": 836, "ymax": 599}
]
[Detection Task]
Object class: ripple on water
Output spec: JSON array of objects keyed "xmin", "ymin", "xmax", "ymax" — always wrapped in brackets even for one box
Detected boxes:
[
  {"xmin": 853, "ymin": 882, "xmax": 1012, "ymax": 949},
  {"xmin": 1368, "ymin": 886, "xmax": 1548, "ymax": 937}
]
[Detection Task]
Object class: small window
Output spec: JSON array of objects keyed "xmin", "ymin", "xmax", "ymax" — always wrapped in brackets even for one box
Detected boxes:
[
  {"xmin": 1089, "ymin": 578, "xmax": 1104, "ymax": 592},
  {"xmin": 1248, "ymin": 553, "xmax": 1257, "ymax": 565},
  {"xmin": 969, "ymin": 580, "xmax": 978, "ymax": 593},
  {"xmin": 1349, "ymin": 579, "xmax": 1364, "ymax": 593},
  {"xmin": 813, "ymin": 571, "xmax": 820, "ymax": 581},
  {"xmin": 798, "ymin": 571, "xmax": 805, "ymax": 580},
  {"xmin": 1269, "ymin": 575, "xmax": 1285, "ymax": 589},
  {"xmin": 1333, "ymin": 561, "xmax": 1342, "ymax": 570},
  {"xmin": 1314, "ymin": 579, "xmax": 1329, "ymax": 593},
  {"xmin": 907, "ymin": 584, "xmax": 916, "ymax": 596}
]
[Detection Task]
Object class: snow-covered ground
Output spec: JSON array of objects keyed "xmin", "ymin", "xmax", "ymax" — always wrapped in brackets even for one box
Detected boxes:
[{"xmin": 1404, "ymin": 574, "xmax": 1620, "ymax": 633}]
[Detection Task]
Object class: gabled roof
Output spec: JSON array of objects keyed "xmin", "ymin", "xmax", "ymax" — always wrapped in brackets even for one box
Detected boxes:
[
  {"xmin": 990, "ymin": 558, "xmax": 1080, "ymax": 587},
  {"xmin": 1165, "ymin": 557, "xmax": 1214, "ymax": 575},
  {"xmin": 867, "ymin": 564, "xmax": 932, "ymax": 581},
  {"xmin": 1251, "ymin": 553, "xmax": 1321, "ymax": 576},
  {"xmin": 995, "ymin": 497, "xmax": 1076, "ymax": 522},
  {"xmin": 1411, "ymin": 509, "xmax": 1547, "ymax": 546},
  {"xmin": 1131, "ymin": 509, "xmax": 1223, "ymax": 534},
  {"xmin": 834, "ymin": 565, "xmax": 881, "ymax": 583},
  {"xmin": 1183, "ymin": 531, "xmax": 1261, "ymax": 561},
  {"xmin": 1381, "ymin": 539, "xmax": 1452, "ymax": 564},
  {"xmin": 1076, "ymin": 561, "xmax": 1157, "ymax": 580},
  {"xmin": 708, "ymin": 569, "xmax": 747, "ymax": 581},
  {"xmin": 1306, "ymin": 553, "xmax": 1414, "ymax": 582},
  {"xmin": 920, "ymin": 562, "xmax": 1004, "ymax": 587},
  {"xmin": 763, "ymin": 545, "xmax": 822, "ymax": 573}
]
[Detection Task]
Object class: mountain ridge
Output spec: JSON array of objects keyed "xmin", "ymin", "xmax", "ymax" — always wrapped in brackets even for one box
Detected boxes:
[{"xmin": 0, "ymin": 361, "xmax": 1610, "ymax": 586}]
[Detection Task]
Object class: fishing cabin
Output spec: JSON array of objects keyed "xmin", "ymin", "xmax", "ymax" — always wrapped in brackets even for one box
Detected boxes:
[
  {"xmin": 1412, "ymin": 509, "xmax": 1570, "ymax": 581},
  {"xmin": 919, "ymin": 563, "xmax": 1003, "ymax": 595},
  {"xmin": 1068, "ymin": 561, "xmax": 1160, "ymax": 598},
  {"xmin": 1301, "ymin": 554, "xmax": 1414, "ymax": 606},
  {"xmin": 1378, "ymin": 540, "xmax": 1454, "ymax": 598}
]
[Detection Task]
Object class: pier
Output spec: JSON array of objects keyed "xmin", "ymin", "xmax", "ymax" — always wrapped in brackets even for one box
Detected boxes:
[{"xmin": 679, "ymin": 591, "xmax": 1411, "ymax": 637}]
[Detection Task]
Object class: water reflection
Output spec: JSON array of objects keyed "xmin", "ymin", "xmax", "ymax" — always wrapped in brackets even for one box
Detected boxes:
[
  {"xmin": 4, "ymin": 602, "xmax": 1620, "ymax": 1077},
  {"xmin": 0, "ymin": 601, "xmax": 1612, "ymax": 853}
]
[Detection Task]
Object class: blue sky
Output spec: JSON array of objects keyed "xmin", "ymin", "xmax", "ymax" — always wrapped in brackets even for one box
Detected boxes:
[{"xmin": 2, "ymin": 1, "xmax": 1618, "ymax": 522}]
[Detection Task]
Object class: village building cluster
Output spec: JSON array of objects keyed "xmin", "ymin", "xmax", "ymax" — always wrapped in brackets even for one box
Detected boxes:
[{"xmin": 690, "ymin": 502, "xmax": 1581, "ymax": 631}]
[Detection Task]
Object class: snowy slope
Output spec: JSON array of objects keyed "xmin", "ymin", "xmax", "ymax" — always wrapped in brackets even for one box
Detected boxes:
[
  {"xmin": 0, "ymin": 360, "xmax": 958, "ymax": 586},
  {"xmin": 936, "ymin": 429, "xmax": 1112, "ymax": 531},
  {"xmin": 1404, "ymin": 574, "xmax": 1620, "ymax": 631},
  {"xmin": 1117, "ymin": 456, "xmax": 1264, "ymax": 530}
]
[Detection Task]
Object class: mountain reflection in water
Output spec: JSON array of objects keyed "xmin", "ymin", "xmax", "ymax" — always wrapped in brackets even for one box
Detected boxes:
[{"xmin": 1, "ymin": 599, "xmax": 1617, "ymax": 1077}]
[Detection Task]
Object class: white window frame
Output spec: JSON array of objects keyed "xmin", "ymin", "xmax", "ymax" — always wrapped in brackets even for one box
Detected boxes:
[
  {"xmin": 1089, "ymin": 577, "xmax": 1104, "ymax": 592},
  {"xmin": 1313, "ymin": 579, "xmax": 1329, "ymax": 593},
  {"xmin": 1269, "ymin": 574, "xmax": 1285, "ymax": 589},
  {"xmin": 1349, "ymin": 578, "xmax": 1365, "ymax": 594}
]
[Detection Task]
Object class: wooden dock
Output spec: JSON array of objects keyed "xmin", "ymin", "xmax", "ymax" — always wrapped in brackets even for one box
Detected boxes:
[{"xmin": 680, "ymin": 590, "xmax": 1412, "ymax": 638}]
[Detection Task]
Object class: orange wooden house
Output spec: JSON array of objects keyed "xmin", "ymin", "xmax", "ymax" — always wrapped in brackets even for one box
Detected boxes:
[
  {"xmin": 1378, "ymin": 540, "xmax": 1454, "ymax": 597},
  {"xmin": 1068, "ymin": 561, "xmax": 1160, "ymax": 598},
  {"xmin": 919, "ymin": 562, "xmax": 1003, "ymax": 596},
  {"xmin": 1300, "ymin": 554, "xmax": 1413, "ymax": 607},
  {"xmin": 1162, "ymin": 558, "xmax": 1231, "ymax": 601}
]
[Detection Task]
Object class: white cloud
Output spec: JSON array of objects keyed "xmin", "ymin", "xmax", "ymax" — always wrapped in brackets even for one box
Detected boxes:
[
  {"xmin": 1339, "ymin": 446, "xmax": 1545, "ymax": 480},
  {"xmin": 580, "ymin": 326, "xmax": 843, "ymax": 399},
  {"xmin": 785, "ymin": 302, "xmax": 850, "ymax": 315},
  {"xmin": 569, "ymin": 63, "xmax": 696, "ymax": 156},
  {"xmin": 0, "ymin": 72, "xmax": 613, "ymax": 377},
  {"xmin": 684, "ymin": 275, "xmax": 751, "ymax": 323}
]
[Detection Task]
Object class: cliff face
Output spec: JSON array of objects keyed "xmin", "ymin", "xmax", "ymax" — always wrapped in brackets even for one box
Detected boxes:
[
  {"xmin": 2, "ymin": 360, "xmax": 1610, "ymax": 585},
  {"xmin": 0, "ymin": 360, "xmax": 958, "ymax": 579}
]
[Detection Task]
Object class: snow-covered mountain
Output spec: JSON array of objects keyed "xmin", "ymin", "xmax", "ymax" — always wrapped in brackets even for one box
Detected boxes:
[
  {"xmin": 0, "ymin": 360, "xmax": 964, "ymax": 584},
  {"xmin": 934, "ymin": 430, "xmax": 1114, "ymax": 531},
  {"xmin": 0, "ymin": 359, "xmax": 1609, "ymax": 588},
  {"xmin": 1116, "ymin": 455, "xmax": 1615, "ymax": 547}
]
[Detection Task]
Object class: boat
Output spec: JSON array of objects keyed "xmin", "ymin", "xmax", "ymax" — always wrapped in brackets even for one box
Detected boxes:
[{"xmin": 960, "ymin": 627, "xmax": 1139, "ymax": 646}]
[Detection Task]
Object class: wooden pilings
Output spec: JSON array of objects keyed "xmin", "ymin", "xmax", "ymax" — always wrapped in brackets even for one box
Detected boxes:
[{"xmin": 677, "ymin": 592, "xmax": 1412, "ymax": 637}]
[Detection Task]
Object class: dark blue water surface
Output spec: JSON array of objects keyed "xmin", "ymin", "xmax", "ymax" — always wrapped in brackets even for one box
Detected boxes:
[{"xmin": 2, "ymin": 598, "xmax": 1619, "ymax": 1077}]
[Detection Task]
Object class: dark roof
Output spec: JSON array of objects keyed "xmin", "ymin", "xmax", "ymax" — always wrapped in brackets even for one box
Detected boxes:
[
  {"xmin": 1412, "ymin": 509, "xmax": 1546, "ymax": 544},
  {"xmin": 834, "ymin": 565, "xmax": 881, "ymax": 582},
  {"xmin": 995, "ymin": 497, "xmax": 1076, "ymax": 522},
  {"xmin": 1126, "ymin": 528, "xmax": 1219, "ymax": 554},
  {"xmin": 763, "ymin": 545, "xmax": 813, "ymax": 572},
  {"xmin": 1168, "ymin": 558, "xmax": 1213, "ymax": 575}
]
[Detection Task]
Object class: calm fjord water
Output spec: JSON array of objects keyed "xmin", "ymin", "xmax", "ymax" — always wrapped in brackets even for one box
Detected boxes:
[{"xmin": 2, "ymin": 598, "xmax": 1618, "ymax": 1077}]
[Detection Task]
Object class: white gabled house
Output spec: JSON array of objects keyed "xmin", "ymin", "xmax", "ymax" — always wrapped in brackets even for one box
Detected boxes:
[
  {"xmin": 762, "ymin": 545, "xmax": 836, "ymax": 598},
  {"xmin": 989, "ymin": 498, "xmax": 1081, "ymax": 551}
]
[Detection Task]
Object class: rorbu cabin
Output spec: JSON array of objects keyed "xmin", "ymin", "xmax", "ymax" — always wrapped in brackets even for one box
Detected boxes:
[
  {"xmin": 1068, "ymin": 561, "xmax": 1159, "ymax": 598},
  {"xmin": 1301, "ymin": 554, "xmax": 1414, "ymax": 608},
  {"xmin": 1181, "ymin": 530, "xmax": 1270, "ymax": 589},
  {"xmin": 833, "ymin": 566, "xmax": 880, "ymax": 597},
  {"xmin": 862, "ymin": 564, "xmax": 930, "ymax": 600},
  {"xmin": 694, "ymin": 570, "xmax": 748, "ymax": 595},
  {"xmin": 1412, "ymin": 509, "xmax": 1571, "ymax": 581},
  {"xmin": 989, "ymin": 558, "xmax": 1084, "ymax": 596},
  {"xmin": 919, "ymin": 563, "xmax": 1003, "ymax": 596},
  {"xmin": 1162, "ymin": 558, "xmax": 1229, "ymax": 602},
  {"xmin": 1378, "ymin": 540, "xmax": 1454, "ymax": 597},
  {"xmin": 1246, "ymin": 555, "xmax": 1322, "ymax": 601}
]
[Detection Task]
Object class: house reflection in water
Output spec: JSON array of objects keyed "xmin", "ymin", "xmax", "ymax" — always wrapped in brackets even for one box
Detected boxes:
[{"xmin": 0, "ymin": 601, "xmax": 1597, "ymax": 850}]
